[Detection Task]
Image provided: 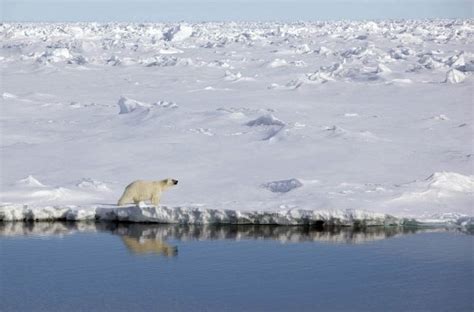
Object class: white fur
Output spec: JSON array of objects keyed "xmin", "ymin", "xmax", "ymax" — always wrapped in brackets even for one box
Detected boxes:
[{"xmin": 117, "ymin": 178, "xmax": 177, "ymax": 206}]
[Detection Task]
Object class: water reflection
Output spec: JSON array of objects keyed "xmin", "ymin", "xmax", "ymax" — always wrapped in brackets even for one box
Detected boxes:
[
  {"xmin": 1, "ymin": 221, "xmax": 469, "ymax": 247},
  {"xmin": 106, "ymin": 223, "xmax": 421, "ymax": 245},
  {"xmin": 2, "ymin": 223, "xmax": 471, "ymax": 312},
  {"xmin": 121, "ymin": 235, "xmax": 178, "ymax": 256}
]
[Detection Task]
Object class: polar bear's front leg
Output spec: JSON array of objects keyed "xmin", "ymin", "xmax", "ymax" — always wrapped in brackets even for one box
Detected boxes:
[{"xmin": 151, "ymin": 194, "xmax": 161, "ymax": 206}]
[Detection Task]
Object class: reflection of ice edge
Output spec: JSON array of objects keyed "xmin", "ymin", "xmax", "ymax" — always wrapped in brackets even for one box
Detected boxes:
[
  {"xmin": 1, "ymin": 222, "xmax": 470, "ymax": 244},
  {"xmin": 1, "ymin": 205, "xmax": 472, "ymax": 228}
]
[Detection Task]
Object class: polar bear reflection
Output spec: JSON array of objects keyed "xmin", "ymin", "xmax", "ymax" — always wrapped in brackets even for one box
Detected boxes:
[{"xmin": 121, "ymin": 235, "xmax": 178, "ymax": 257}]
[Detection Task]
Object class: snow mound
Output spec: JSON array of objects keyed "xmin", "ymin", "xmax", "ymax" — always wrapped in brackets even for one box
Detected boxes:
[
  {"xmin": 432, "ymin": 114, "xmax": 449, "ymax": 121},
  {"xmin": 164, "ymin": 25, "xmax": 193, "ymax": 42},
  {"xmin": 38, "ymin": 48, "xmax": 73, "ymax": 63},
  {"xmin": 268, "ymin": 79, "xmax": 303, "ymax": 90},
  {"xmin": 324, "ymin": 126, "xmax": 380, "ymax": 142},
  {"xmin": 445, "ymin": 69, "xmax": 467, "ymax": 83},
  {"xmin": 2, "ymin": 92, "xmax": 18, "ymax": 99},
  {"xmin": 30, "ymin": 187, "xmax": 74, "ymax": 201},
  {"xmin": 262, "ymin": 178, "xmax": 303, "ymax": 193},
  {"xmin": 159, "ymin": 47, "xmax": 184, "ymax": 54},
  {"xmin": 154, "ymin": 100, "xmax": 178, "ymax": 108},
  {"xmin": 117, "ymin": 96, "xmax": 151, "ymax": 114},
  {"xmin": 246, "ymin": 114, "xmax": 285, "ymax": 127},
  {"xmin": 419, "ymin": 54, "xmax": 445, "ymax": 69},
  {"xmin": 376, "ymin": 63, "xmax": 392, "ymax": 74},
  {"xmin": 117, "ymin": 97, "xmax": 177, "ymax": 115},
  {"xmin": 145, "ymin": 55, "xmax": 179, "ymax": 67},
  {"xmin": 307, "ymin": 61, "xmax": 388, "ymax": 83},
  {"xmin": 294, "ymin": 44, "xmax": 312, "ymax": 54},
  {"xmin": 445, "ymin": 53, "xmax": 465, "ymax": 68},
  {"xmin": 268, "ymin": 58, "xmax": 288, "ymax": 68},
  {"xmin": 315, "ymin": 46, "xmax": 332, "ymax": 56},
  {"xmin": 67, "ymin": 55, "xmax": 88, "ymax": 65},
  {"xmin": 223, "ymin": 70, "xmax": 254, "ymax": 82},
  {"xmin": 0, "ymin": 205, "xmax": 399, "ymax": 226},
  {"xmin": 224, "ymin": 70, "xmax": 242, "ymax": 81},
  {"xmin": 262, "ymin": 126, "xmax": 289, "ymax": 142},
  {"xmin": 306, "ymin": 71, "xmax": 334, "ymax": 84},
  {"xmin": 425, "ymin": 172, "xmax": 474, "ymax": 193},
  {"xmin": 391, "ymin": 172, "xmax": 473, "ymax": 205},
  {"xmin": 15, "ymin": 175, "xmax": 46, "ymax": 188},
  {"xmin": 77, "ymin": 178, "xmax": 110, "ymax": 191}
]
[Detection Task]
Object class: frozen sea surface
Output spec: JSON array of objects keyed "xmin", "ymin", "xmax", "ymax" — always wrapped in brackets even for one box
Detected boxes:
[
  {"xmin": 0, "ymin": 222, "xmax": 472, "ymax": 312},
  {"xmin": 0, "ymin": 20, "xmax": 473, "ymax": 225}
]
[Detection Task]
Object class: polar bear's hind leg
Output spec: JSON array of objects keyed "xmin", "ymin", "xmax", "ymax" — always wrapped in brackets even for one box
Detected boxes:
[{"xmin": 117, "ymin": 194, "xmax": 129, "ymax": 206}]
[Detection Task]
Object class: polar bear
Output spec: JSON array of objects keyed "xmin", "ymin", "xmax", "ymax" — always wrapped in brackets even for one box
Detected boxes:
[{"xmin": 117, "ymin": 178, "xmax": 178, "ymax": 206}]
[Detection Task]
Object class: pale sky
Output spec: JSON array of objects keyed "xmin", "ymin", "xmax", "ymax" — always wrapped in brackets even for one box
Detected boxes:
[{"xmin": 2, "ymin": 0, "xmax": 473, "ymax": 22}]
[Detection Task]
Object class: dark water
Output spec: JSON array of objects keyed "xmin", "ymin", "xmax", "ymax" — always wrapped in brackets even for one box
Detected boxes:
[{"xmin": 1, "ymin": 223, "xmax": 473, "ymax": 312}]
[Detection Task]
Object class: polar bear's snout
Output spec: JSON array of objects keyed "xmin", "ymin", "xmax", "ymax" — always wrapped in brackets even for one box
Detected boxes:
[{"xmin": 172, "ymin": 179, "xmax": 178, "ymax": 185}]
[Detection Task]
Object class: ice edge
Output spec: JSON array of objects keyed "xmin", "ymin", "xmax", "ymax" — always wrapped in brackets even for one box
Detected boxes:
[{"xmin": 1, "ymin": 205, "xmax": 472, "ymax": 228}]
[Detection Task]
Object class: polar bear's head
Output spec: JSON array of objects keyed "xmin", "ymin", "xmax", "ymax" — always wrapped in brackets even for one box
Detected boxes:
[{"xmin": 163, "ymin": 178, "xmax": 178, "ymax": 187}]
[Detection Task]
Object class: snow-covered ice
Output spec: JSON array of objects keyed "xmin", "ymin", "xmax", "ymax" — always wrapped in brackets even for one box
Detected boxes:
[{"xmin": 0, "ymin": 20, "xmax": 473, "ymax": 226}]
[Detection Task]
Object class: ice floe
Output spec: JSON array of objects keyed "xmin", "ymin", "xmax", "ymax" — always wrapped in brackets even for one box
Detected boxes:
[
  {"xmin": 0, "ymin": 21, "xmax": 472, "ymax": 229},
  {"xmin": 0, "ymin": 204, "xmax": 397, "ymax": 226}
]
